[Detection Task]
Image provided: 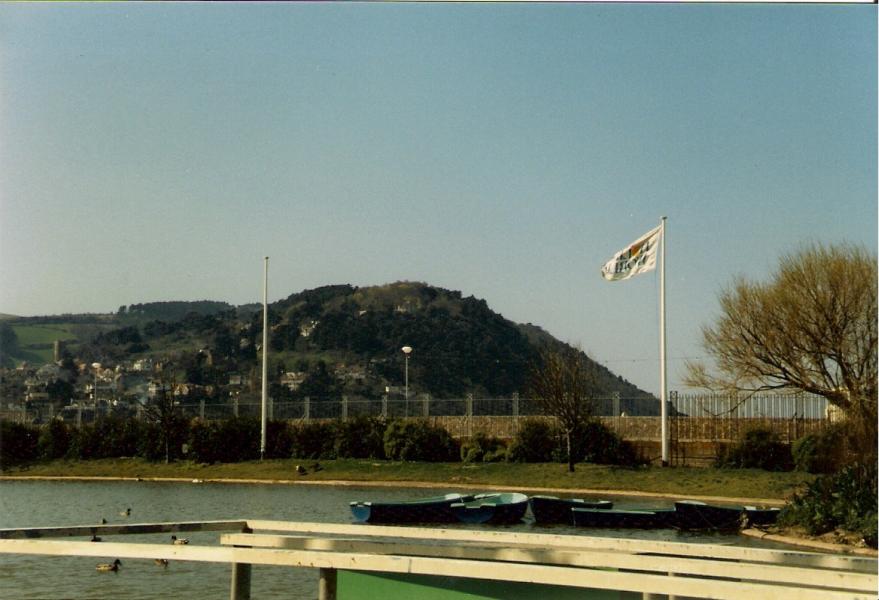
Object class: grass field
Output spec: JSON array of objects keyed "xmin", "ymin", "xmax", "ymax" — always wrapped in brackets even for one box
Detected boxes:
[
  {"xmin": 9, "ymin": 323, "xmax": 80, "ymax": 364},
  {"xmin": 12, "ymin": 323, "xmax": 78, "ymax": 345},
  {"xmin": 2, "ymin": 458, "xmax": 814, "ymax": 502}
]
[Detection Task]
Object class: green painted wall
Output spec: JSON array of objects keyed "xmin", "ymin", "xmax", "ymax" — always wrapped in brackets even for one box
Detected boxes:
[{"xmin": 338, "ymin": 571, "xmax": 638, "ymax": 600}]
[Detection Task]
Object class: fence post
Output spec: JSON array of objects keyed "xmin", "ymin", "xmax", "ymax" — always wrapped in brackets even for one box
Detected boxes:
[
  {"xmin": 381, "ymin": 395, "xmax": 388, "ymax": 418},
  {"xmin": 76, "ymin": 404, "xmax": 82, "ymax": 428},
  {"xmin": 341, "ymin": 396, "xmax": 348, "ymax": 421},
  {"xmin": 466, "ymin": 394, "xmax": 473, "ymax": 437},
  {"xmin": 229, "ymin": 524, "xmax": 253, "ymax": 600},
  {"xmin": 512, "ymin": 393, "xmax": 519, "ymax": 433},
  {"xmin": 422, "ymin": 394, "xmax": 429, "ymax": 418},
  {"xmin": 233, "ymin": 396, "xmax": 239, "ymax": 418},
  {"xmin": 318, "ymin": 568, "xmax": 337, "ymax": 600},
  {"xmin": 795, "ymin": 393, "xmax": 801, "ymax": 439},
  {"xmin": 268, "ymin": 396, "xmax": 274, "ymax": 421},
  {"xmin": 199, "ymin": 399, "xmax": 205, "ymax": 420},
  {"xmin": 304, "ymin": 397, "xmax": 310, "ymax": 420}
]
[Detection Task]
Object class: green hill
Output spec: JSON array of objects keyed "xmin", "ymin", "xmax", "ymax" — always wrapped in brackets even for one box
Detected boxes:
[{"xmin": 1, "ymin": 283, "xmax": 657, "ymax": 410}]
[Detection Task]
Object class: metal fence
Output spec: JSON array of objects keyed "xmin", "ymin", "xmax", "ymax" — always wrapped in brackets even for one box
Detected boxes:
[
  {"xmin": 6, "ymin": 391, "xmax": 831, "ymax": 428},
  {"xmin": 173, "ymin": 392, "xmax": 831, "ymax": 421}
]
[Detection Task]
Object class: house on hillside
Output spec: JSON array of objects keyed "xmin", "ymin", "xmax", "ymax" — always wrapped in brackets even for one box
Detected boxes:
[
  {"xmin": 299, "ymin": 320, "xmax": 319, "ymax": 338},
  {"xmin": 335, "ymin": 364, "xmax": 366, "ymax": 384},
  {"xmin": 280, "ymin": 371, "xmax": 307, "ymax": 391}
]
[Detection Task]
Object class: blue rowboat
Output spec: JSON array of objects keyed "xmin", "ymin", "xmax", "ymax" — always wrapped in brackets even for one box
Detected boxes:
[
  {"xmin": 743, "ymin": 506, "xmax": 781, "ymax": 527},
  {"xmin": 572, "ymin": 507, "xmax": 677, "ymax": 529},
  {"xmin": 451, "ymin": 493, "xmax": 529, "ymax": 525},
  {"xmin": 674, "ymin": 500, "xmax": 743, "ymax": 531},
  {"xmin": 350, "ymin": 493, "xmax": 475, "ymax": 524},
  {"xmin": 529, "ymin": 495, "xmax": 613, "ymax": 525}
]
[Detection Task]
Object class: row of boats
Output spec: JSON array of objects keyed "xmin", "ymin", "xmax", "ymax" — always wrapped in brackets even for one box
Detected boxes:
[{"xmin": 350, "ymin": 492, "xmax": 780, "ymax": 531}]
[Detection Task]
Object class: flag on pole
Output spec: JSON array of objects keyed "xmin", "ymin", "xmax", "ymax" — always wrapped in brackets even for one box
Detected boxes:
[{"xmin": 600, "ymin": 225, "xmax": 662, "ymax": 281}]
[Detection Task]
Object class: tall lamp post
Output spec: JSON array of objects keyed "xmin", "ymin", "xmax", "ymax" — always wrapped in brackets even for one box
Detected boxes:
[
  {"xmin": 401, "ymin": 346, "xmax": 412, "ymax": 416},
  {"xmin": 91, "ymin": 362, "xmax": 101, "ymax": 420},
  {"xmin": 260, "ymin": 256, "xmax": 269, "ymax": 461}
]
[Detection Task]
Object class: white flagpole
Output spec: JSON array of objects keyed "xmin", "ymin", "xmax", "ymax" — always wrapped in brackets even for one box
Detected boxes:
[
  {"xmin": 659, "ymin": 217, "xmax": 668, "ymax": 466},
  {"xmin": 261, "ymin": 256, "xmax": 269, "ymax": 460}
]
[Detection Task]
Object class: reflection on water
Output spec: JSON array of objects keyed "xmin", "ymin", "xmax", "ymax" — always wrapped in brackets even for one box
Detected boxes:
[{"xmin": 1, "ymin": 480, "xmax": 792, "ymax": 599}]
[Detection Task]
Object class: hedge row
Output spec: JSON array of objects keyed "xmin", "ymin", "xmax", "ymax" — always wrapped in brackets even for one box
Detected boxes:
[
  {"xmin": 1, "ymin": 417, "xmax": 639, "ymax": 468},
  {"xmin": 715, "ymin": 424, "xmax": 854, "ymax": 474}
]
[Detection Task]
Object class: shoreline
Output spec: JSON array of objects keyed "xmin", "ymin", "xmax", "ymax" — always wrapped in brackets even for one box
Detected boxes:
[
  {"xmin": 0, "ymin": 473, "xmax": 787, "ymax": 506},
  {"xmin": 4, "ymin": 474, "xmax": 875, "ymax": 556}
]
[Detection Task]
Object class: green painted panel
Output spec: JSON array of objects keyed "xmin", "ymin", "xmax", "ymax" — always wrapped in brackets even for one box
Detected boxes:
[{"xmin": 338, "ymin": 571, "xmax": 637, "ymax": 600}]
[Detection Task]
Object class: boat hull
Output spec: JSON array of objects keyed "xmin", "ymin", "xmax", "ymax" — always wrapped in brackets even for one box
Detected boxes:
[
  {"xmin": 674, "ymin": 501, "xmax": 743, "ymax": 531},
  {"xmin": 350, "ymin": 493, "xmax": 475, "ymax": 524},
  {"xmin": 529, "ymin": 496, "xmax": 613, "ymax": 525},
  {"xmin": 452, "ymin": 493, "xmax": 529, "ymax": 525},
  {"xmin": 743, "ymin": 506, "xmax": 781, "ymax": 527},
  {"xmin": 572, "ymin": 508, "xmax": 677, "ymax": 529}
]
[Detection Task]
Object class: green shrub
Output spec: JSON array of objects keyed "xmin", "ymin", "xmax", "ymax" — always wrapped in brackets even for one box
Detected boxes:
[
  {"xmin": 460, "ymin": 431, "xmax": 506, "ymax": 463},
  {"xmin": 383, "ymin": 420, "xmax": 458, "ymax": 462},
  {"xmin": 215, "ymin": 417, "xmax": 260, "ymax": 462},
  {"xmin": 792, "ymin": 425, "xmax": 848, "ymax": 474},
  {"xmin": 716, "ymin": 426, "xmax": 793, "ymax": 471},
  {"xmin": 38, "ymin": 419, "xmax": 72, "ymax": 460},
  {"xmin": 188, "ymin": 417, "xmax": 260, "ymax": 463},
  {"xmin": 577, "ymin": 421, "xmax": 640, "ymax": 466},
  {"xmin": 291, "ymin": 421, "xmax": 337, "ymax": 459},
  {"xmin": 67, "ymin": 424, "xmax": 101, "ymax": 460},
  {"xmin": 188, "ymin": 420, "xmax": 219, "ymax": 463},
  {"xmin": 334, "ymin": 416, "xmax": 386, "ymax": 459},
  {"xmin": 482, "ymin": 447, "xmax": 508, "ymax": 463},
  {"xmin": 0, "ymin": 421, "xmax": 39, "ymax": 468},
  {"xmin": 82, "ymin": 416, "xmax": 142, "ymax": 458},
  {"xmin": 138, "ymin": 415, "xmax": 190, "ymax": 462},
  {"xmin": 507, "ymin": 419, "xmax": 556, "ymax": 463},
  {"xmin": 507, "ymin": 419, "xmax": 639, "ymax": 466},
  {"xmin": 780, "ymin": 462, "xmax": 877, "ymax": 547},
  {"xmin": 265, "ymin": 419, "xmax": 295, "ymax": 459}
]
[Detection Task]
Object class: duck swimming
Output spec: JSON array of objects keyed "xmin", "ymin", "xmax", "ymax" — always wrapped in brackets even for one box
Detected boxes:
[
  {"xmin": 119, "ymin": 508, "xmax": 131, "ymax": 517},
  {"xmin": 171, "ymin": 535, "xmax": 189, "ymax": 545},
  {"xmin": 96, "ymin": 559, "xmax": 121, "ymax": 572},
  {"xmin": 154, "ymin": 558, "xmax": 169, "ymax": 567}
]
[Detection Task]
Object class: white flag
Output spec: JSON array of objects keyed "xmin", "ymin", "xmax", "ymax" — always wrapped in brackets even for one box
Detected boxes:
[{"xmin": 601, "ymin": 225, "xmax": 662, "ymax": 281}]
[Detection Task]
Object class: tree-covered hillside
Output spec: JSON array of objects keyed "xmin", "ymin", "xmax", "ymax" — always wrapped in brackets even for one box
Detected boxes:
[{"xmin": 4, "ymin": 283, "xmax": 655, "ymax": 406}]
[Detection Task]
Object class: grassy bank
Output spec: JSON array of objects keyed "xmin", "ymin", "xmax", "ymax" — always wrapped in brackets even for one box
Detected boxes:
[{"xmin": 1, "ymin": 459, "xmax": 814, "ymax": 502}]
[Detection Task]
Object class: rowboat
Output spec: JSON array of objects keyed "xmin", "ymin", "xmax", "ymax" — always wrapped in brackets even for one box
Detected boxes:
[
  {"xmin": 529, "ymin": 495, "xmax": 613, "ymax": 525},
  {"xmin": 451, "ymin": 493, "xmax": 529, "ymax": 525},
  {"xmin": 350, "ymin": 493, "xmax": 475, "ymax": 524},
  {"xmin": 572, "ymin": 507, "xmax": 677, "ymax": 529},
  {"xmin": 674, "ymin": 500, "xmax": 743, "ymax": 531}
]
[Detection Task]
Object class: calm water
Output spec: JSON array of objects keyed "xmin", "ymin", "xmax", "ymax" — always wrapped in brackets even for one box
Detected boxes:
[{"xmin": 0, "ymin": 480, "xmax": 796, "ymax": 599}]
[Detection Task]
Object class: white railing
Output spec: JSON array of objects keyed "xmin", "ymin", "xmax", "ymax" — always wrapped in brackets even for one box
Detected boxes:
[{"xmin": 0, "ymin": 519, "xmax": 875, "ymax": 600}]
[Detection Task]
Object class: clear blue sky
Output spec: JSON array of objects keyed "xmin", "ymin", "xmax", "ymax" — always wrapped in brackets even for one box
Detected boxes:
[{"xmin": 1, "ymin": 4, "xmax": 875, "ymax": 395}]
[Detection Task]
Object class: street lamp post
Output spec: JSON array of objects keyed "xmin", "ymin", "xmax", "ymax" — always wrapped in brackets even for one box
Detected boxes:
[
  {"xmin": 401, "ymin": 346, "xmax": 412, "ymax": 416},
  {"xmin": 261, "ymin": 256, "xmax": 269, "ymax": 461},
  {"xmin": 91, "ymin": 362, "xmax": 101, "ymax": 420}
]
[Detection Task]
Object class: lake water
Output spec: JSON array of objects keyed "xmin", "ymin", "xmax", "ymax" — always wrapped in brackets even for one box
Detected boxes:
[{"xmin": 0, "ymin": 480, "xmax": 798, "ymax": 599}]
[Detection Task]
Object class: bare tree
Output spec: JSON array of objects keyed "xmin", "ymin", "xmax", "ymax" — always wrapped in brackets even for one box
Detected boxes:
[
  {"xmin": 685, "ymin": 242, "xmax": 877, "ymax": 461},
  {"xmin": 142, "ymin": 380, "xmax": 185, "ymax": 464},
  {"xmin": 528, "ymin": 345, "xmax": 599, "ymax": 472}
]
